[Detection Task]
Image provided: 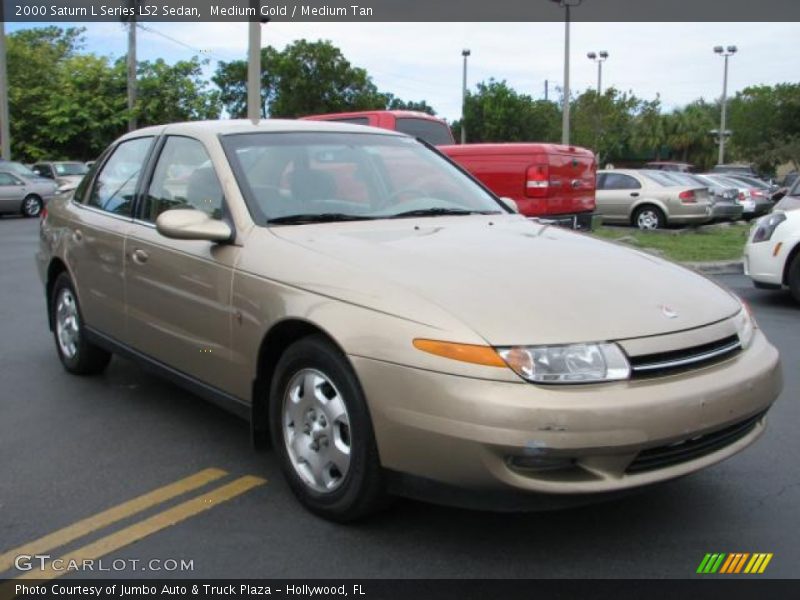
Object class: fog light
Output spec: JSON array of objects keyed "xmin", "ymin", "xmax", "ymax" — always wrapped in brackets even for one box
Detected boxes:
[{"xmin": 506, "ymin": 455, "xmax": 576, "ymax": 472}]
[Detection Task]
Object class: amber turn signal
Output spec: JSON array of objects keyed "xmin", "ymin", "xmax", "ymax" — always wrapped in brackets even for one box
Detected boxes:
[{"xmin": 412, "ymin": 339, "xmax": 506, "ymax": 367}]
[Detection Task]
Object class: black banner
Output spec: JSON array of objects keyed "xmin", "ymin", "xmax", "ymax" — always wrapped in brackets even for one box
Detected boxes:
[
  {"xmin": 3, "ymin": 0, "xmax": 800, "ymax": 22},
  {"xmin": 2, "ymin": 580, "xmax": 800, "ymax": 600}
]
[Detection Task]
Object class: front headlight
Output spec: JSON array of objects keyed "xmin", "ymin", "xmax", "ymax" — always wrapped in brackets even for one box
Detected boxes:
[
  {"xmin": 752, "ymin": 212, "xmax": 786, "ymax": 243},
  {"xmin": 497, "ymin": 342, "xmax": 630, "ymax": 384},
  {"xmin": 734, "ymin": 304, "xmax": 757, "ymax": 350}
]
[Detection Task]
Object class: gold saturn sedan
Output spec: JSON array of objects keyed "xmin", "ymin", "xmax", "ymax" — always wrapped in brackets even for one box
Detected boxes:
[{"xmin": 37, "ymin": 121, "xmax": 782, "ymax": 521}]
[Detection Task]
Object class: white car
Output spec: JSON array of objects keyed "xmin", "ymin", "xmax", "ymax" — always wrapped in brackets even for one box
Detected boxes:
[{"xmin": 744, "ymin": 194, "xmax": 800, "ymax": 303}]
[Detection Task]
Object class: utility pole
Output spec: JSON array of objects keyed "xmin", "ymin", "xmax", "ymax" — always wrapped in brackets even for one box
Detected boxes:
[
  {"xmin": 551, "ymin": 0, "xmax": 583, "ymax": 146},
  {"xmin": 461, "ymin": 49, "xmax": 470, "ymax": 144},
  {"xmin": 714, "ymin": 45, "xmax": 737, "ymax": 165},
  {"xmin": 545, "ymin": 79, "xmax": 549, "ymax": 102},
  {"xmin": 0, "ymin": 20, "xmax": 10, "ymax": 159},
  {"xmin": 127, "ymin": 20, "xmax": 137, "ymax": 131}
]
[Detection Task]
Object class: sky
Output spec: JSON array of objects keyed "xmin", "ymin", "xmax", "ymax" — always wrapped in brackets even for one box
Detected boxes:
[{"xmin": 7, "ymin": 21, "xmax": 800, "ymax": 122}]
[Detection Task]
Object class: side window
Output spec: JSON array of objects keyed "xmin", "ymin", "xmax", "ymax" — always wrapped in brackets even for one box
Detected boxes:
[
  {"xmin": 87, "ymin": 137, "xmax": 153, "ymax": 216},
  {"xmin": 0, "ymin": 173, "xmax": 18, "ymax": 185},
  {"xmin": 33, "ymin": 165, "xmax": 51, "ymax": 178},
  {"xmin": 141, "ymin": 137, "xmax": 224, "ymax": 222},
  {"xmin": 596, "ymin": 173, "xmax": 607, "ymax": 190},
  {"xmin": 604, "ymin": 174, "xmax": 641, "ymax": 190}
]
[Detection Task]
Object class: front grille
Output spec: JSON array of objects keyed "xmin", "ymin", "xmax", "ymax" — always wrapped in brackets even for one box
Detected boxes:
[
  {"xmin": 629, "ymin": 334, "xmax": 741, "ymax": 378},
  {"xmin": 626, "ymin": 411, "xmax": 765, "ymax": 474}
]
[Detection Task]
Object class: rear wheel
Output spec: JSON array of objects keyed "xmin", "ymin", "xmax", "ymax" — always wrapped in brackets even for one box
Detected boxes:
[
  {"xmin": 51, "ymin": 273, "xmax": 112, "ymax": 375},
  {"xmin": 788, "ymin": 254, "xmax": 800, "ymax": 304},
  {"xmin": 21, "ymin": 195, "xmax": 43, "ymax": 218},
  {"xmin": 633, "ymin": 205, "xmax": 665, "ymax": 230},
  {"xmin": 269, "ymin": 335, "xmax": 386, "ymax": 522}
]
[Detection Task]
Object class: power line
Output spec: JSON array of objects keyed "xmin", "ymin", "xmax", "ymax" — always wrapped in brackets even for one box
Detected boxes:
[{"xmin": 135, "ymin": 24, "xmax": 228, "ymax": 64}]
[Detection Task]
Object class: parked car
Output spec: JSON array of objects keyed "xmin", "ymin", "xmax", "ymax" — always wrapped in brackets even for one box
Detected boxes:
[
  {"xmin": 659, "ymin": 172, "xmax": 743, "ymax": 222},
  {"xmin": 744, "ymin": 180, "xmax": 800, "ymax": 303},
  {"xmin": 725, "ymin": 174, "xmax": 783, "ymax": 202},
  {"xmin": 595, "ymin": 169, "xmax": 712, "ymax": 229},
  {"xmin": 0, "ymin": 169, "xmax": 58, "ymax": 217},
  {"xmin": 31, "ymin": 161, "xmax": 89, "ymax": 187},
  {"xmin": 644, "ymin": 161, "xmax": 696, "ymax": 173},
  {"xmin": 37, "ymin": 120, "xmax": 781, "ymax": 521},
  {"xmin": 701, "ymin": 173, "xmax": 772, "ymax": 220},
  {"xmin": 302, "ymin": 110, "xmax": 598, "ymax": 230},
  {"xmin": 711, "ymin": 164, "xmax": 760, "ymax": 178},
  {"xmin": 0, "ymin": 159, "xmax": 53, "ymax": 183}
]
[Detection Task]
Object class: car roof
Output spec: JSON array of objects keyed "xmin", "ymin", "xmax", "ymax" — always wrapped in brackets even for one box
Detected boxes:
[{"xmin": 118, "ymin": 119, "xmax": 406, "ymax": 142}]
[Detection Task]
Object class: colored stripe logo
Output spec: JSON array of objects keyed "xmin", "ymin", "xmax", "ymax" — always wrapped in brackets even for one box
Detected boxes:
[{"xmin": 697, "ymin": 553, "xmax": 773, "ymax": 574}]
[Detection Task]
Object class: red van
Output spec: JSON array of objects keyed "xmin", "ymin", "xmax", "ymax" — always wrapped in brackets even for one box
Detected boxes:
[{"xmin": 301, "ymin": 110, "xmax": 598, "ymax": 230}]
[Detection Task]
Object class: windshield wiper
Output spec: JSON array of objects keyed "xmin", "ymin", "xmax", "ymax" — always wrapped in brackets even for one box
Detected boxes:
[
  {"xmin": 267, "ymin": 213, "xmax": 376, "ymax": 225},
  {"xmin": 386, "ymin": 208, "xmax": 498, "ymax": 219}
]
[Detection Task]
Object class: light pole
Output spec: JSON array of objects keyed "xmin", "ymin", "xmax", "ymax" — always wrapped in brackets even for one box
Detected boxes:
[
  {"xmin": 587, "ymin": 50, "xmax": 608, "ymax": 95},
  {"xmin": 461, "ymin": 49, "xmax": 470, "ymax": 144},
  {"xmin": 550, "ymin": 0, "xmax": 583, "ymax": 145},
  {"xmin": 0, "ymin": 20, "xmax": 10, "ymax": 159},
  {"xmin": 714, "ymin": 45, "xmax": 737, "ymax": 165}
]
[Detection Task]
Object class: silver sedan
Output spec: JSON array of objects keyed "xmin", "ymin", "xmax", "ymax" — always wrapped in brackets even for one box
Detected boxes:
[{"xmin": 0, "ymin": 171, "xmax": 59, "ymax": 217}]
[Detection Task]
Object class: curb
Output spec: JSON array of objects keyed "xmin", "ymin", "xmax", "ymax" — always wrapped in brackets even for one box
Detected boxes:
[{"xmin": 682, "ymin": 260, "xmax": 744, "ymax": 275}]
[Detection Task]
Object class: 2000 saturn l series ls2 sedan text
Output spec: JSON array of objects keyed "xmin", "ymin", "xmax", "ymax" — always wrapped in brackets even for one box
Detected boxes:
[{"xmin": 36, "ymin": 120, "xmax": 782, "ymax": 522}]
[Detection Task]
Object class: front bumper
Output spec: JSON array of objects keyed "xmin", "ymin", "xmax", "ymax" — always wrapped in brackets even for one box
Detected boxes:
[
  {"xmin": 744, "ymin": 239, "xmax": 786, "ymax": 286},
  {"xmin": 353, "ymin": 329, "xmax": 781, "ymax": 501}
]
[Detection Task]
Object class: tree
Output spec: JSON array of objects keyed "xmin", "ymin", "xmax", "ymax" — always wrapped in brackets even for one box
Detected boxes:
[
  {"xmin": 385, "ymin": 96, "xmax": 436, "ymax": 115},
  {"xmin": 571, "ymin": 88, "xmax": 641, "ymax": 164},
  {"xmin": 459, "ymin": 79, "xmax": 560, "ymax": 143},
  {"xmin": 133, "ymin": 57, "xmax": 221, "ymax": 127},
  {"xmin": 213, "ymin": 40, "xmax": 389, "ymax": 118}
]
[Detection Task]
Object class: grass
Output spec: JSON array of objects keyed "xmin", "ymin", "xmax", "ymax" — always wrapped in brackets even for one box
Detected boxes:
[{"xmin": 590, "ymin": 222, "xmax": 751, "ymax": 262}]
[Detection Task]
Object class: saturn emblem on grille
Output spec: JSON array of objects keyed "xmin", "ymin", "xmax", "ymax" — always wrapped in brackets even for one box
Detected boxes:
[{"xmin": 660, "ymin": 305, "xmax": 678, "ymax": 319}]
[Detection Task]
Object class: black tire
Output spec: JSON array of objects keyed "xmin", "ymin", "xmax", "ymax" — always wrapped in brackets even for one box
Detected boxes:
[
  {"xmin": 269, "ymin": 334, "xmax": 387, "ymax": 522},
  {"xmin": 788, "ymin": 254, "xmax": 800, "ymax": 305},
  {"xmin": 632, "ymin": 205, "xmax": 665, "ymax": 230},
  {"xmin": 51, "ymin": 273, "xmax": 112, "ymax": 375},
  {"xmin": 21, "ymin": 194, "xmax": 43, "ymax": 218}
]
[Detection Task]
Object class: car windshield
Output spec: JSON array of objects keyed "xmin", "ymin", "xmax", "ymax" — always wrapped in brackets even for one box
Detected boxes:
[
  {"xmin": 222, "ymin": 132, "xmax": 504, "ymax": 224},
  {"xmin": 3, "ymin": 161, "xmax": 38, "ymax": 178},
  {"xmin": 54, "ymin": 162, "xmax": 89, "ymax": 176},
  {"xmin": 641, "ymin": 170, "xmax": 682, "ymax": 187}
]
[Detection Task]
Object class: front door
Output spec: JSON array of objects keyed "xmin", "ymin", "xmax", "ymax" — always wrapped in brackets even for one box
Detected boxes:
[{"xmin": 124, "ymin": 135, "xmax": 241, "ymax": 395}]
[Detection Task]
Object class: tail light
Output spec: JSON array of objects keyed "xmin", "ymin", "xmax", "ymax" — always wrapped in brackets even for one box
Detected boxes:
[
  {"xmin": 738, "ymin": 192, "xmax": 747, "ymax": 202},
  {"xmin": 679, "ymin": 190, "xmax": 697, "ymax": 204},
  {"xmin": 752, "ymin": 190, "xmax": 766, "ymax": 198},
  {"xmin": 525, "ymin": 163, "xmax": 550, "ymax": 198}
]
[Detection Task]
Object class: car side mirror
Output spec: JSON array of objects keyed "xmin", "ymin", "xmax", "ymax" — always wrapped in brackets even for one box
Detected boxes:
[
  {"xmin": 499, "ymin": 196, "xmax": 520, "ymax": 213},
  {"xmin": 156, "ymin": 209, "xmax": 232, "ymax": 243}
]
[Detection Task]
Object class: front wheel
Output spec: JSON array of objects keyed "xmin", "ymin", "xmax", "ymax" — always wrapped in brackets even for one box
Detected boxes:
[
  {"xmin": 21, "ymin": 195, "xmax": 43, "ymax": 218},
  {"xmin": 788, "ymin": 254, "xmax": 800, "ymax": 305},
  {"xmin": 51, "ymin": 273, "xmax": 112, "ymax": 375},
  {"xmin": 269, "ymin": 335, "xmax": 387, "ymax": 522},
  {"xmin": 633, "ymin": 205, "xmax": 665, "ymax": 230}
]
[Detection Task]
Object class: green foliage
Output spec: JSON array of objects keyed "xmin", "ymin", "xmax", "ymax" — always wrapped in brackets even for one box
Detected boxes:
[
  {"xmin": 5, "ymin": 26, "xmax": 222, "ymax": 161},
  {"xmin": 459, "ymin": 79, "xmax": 560, "ymax": 143},
  {"xmin": 213, "ymin": 40, "xmax": 432, "ymax": 119}
]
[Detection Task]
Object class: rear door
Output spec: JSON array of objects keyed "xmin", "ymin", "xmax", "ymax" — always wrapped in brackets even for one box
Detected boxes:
[
  {"xmin": 0, "ymin": 172, "xmax": 24, "ymax": 212},
  {"xmin": 596, "ymin": 173, "xmax": 641, "ymax": 222},
  {"xmin": 67, "ymin": 136, "xmax": 154, "ymax": 341}
]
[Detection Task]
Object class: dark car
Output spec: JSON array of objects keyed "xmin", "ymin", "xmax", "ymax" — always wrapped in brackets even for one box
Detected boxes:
[
  {"xmin": 663, "ymin": 172, "xmax": 743, "ymax": 221},
  {"xmin": 725, "ymin": 174, "xmax": 782, "ymax": 202},
  {"xmin": 711, "ymin": 164, "xmax": 760, "ymax": 178}
]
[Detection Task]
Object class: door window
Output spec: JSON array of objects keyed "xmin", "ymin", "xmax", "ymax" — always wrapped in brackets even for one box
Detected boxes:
[
  {"xmin": 86, "ymin": 137, "xmax": 153, "ymax": 216},
  {"xmin": 141, "ymin": 137, "xmax": 224, "ymax": 222},
  {"xmin": 602, "ymin": 173, "xmax": 641, "ymax": 190},
  {"xmin": 0, "ymin": 172, "xmax": 21, "ymax": 186}
]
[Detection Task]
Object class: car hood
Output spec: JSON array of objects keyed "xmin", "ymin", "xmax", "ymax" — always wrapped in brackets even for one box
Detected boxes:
[{"xmin": 267, "ymin": 215, "xmax": 741, "ymax": 345}]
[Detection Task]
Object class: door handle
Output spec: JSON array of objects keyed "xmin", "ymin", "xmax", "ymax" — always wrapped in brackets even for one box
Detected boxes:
[
  {"xmin": 72, "ymin": 229, "xmax": 83, "ymax": 243},
  {"xmin": 131, "ymin": 249, "xmax": 149, "ymax": 264},
  {"xmin": 630, "ymin": 192, "xmax": 640, "ymax": 197}
]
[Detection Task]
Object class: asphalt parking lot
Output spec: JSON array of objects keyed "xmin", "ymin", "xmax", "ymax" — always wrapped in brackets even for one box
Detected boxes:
[{"xmin": 0, "ymin": 215, "xmax": 798, "ymax": 580}]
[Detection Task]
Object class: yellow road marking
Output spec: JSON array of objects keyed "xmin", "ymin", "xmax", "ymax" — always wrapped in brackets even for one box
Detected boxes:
[
  {"xmin": 0, "ymin": 468, "xmax": 227, "ymax": 573},
  {"xmin": 12, "ymin": 475, "xmax": 265, "ymax": 582}
]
